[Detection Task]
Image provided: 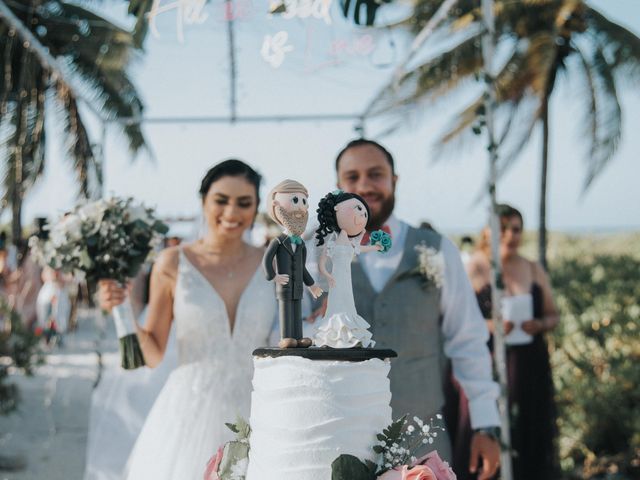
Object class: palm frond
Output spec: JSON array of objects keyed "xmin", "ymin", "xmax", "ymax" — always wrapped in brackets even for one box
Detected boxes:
[
  {"xmin": 53, "ymin": 80, "xmax": 97, "ymax": 198},
  {"xmin": 371, "ymin": 31, "xmax": 483, "ymax": 117},
  {"xmin": 433, "ymin": 32, "xmax": 555, "ymax": 162},
  {"xmin": 1, "ymin": 0, "xmax": 148, "ymax": 212},
  {"xmin": 3, "ymin": 1, "xmax": 147, "ymax": 155},
  {"xmin": 584, "ymin": 6, "xmax": 640, "ymax": 82},
  {"xmin": 66, "ymin": 58, "xmax": 146, "ymax": 153},
  {"xmin": 574, "ymin": 43, "xmax": 622, "ymax": 190},
  {"xmin": 127, "ymin": 0, "xmax": 155, "ymax": 48}
]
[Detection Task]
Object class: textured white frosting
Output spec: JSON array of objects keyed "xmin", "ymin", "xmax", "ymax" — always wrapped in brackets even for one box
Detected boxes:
[
  {"xmin": 245, "ymin": 356, "xmax": 392, "ymax": 480},
  {"xmin": 314, "ymin": 313, "xmax": 375, "ymax": 348}
]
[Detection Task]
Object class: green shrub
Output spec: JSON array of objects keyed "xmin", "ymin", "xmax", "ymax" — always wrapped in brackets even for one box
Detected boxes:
[
  {"xmin": 550, "ymin": 255, "xmax": 640, "ymax": 479},
  {"xmin": 0, "ymin": 299, "xmax": 43, "ymax": 415}
]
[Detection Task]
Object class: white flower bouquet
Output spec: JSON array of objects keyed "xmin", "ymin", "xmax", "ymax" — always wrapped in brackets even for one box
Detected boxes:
[{"xmin": 30, "ymin": 197, "xmax": 169, "ymax": 369}]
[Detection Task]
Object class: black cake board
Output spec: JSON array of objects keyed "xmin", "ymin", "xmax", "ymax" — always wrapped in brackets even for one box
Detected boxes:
[{"xmin": 252, "ymin": 347, "xmax": 397, "ymax": 362}]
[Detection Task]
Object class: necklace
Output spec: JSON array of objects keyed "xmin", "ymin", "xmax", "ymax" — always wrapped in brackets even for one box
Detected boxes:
[{"xmin": 199, "ymin": 242, "xmax": 247, "ymax": 279}]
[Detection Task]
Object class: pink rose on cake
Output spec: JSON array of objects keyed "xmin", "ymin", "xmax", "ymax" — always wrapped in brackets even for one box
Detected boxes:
[
  {"xmin": 376, "ymin": 451, "xmax": 456, "ymax": 480},
  {"xmin": 378, "ymin": 465, "xmax": 436, "ymax": 480},
  {"xmin": 414, "ymin": 451, "xmax": 456, "ymax": 480},
  {"xmin": 402, "ymin": 465, "xmax": 437, "ymax": 480},
  {"xmin": 203, "ymin": 446, "xmax": 224, "ymax": 480}
]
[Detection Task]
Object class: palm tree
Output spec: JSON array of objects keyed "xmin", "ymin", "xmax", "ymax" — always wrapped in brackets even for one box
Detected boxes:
[
  {"xmin": 367, "ymin": 0, "xmax": 640, "ymax": 268},
  {"xmin": 0, "ymin": 0, "xmax": 146, "ymax": 243}
]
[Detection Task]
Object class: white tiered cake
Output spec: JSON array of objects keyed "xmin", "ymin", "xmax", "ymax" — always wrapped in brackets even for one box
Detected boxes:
[{"xmin": 245, "ymin": 353, "xmax": 393, "ymax": 480}]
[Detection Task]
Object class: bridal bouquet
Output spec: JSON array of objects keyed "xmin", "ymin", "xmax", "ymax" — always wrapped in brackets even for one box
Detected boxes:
[
  {"xmin": 30, "ymin": 197, "xmax": 169, "ymax": 369},
  {"xmin": 369, "ymin": 230, "xmax": 393, "ymax": 253}
]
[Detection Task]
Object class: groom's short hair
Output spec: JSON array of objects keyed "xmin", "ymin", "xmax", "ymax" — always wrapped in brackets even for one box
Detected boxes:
[
  {"xmin": 335, "ymin": 139, "xmax": 395, "ymax": 174},
  {"xmin": 267, "ymin": 179, "xmax": 309, "ymax": 223}
]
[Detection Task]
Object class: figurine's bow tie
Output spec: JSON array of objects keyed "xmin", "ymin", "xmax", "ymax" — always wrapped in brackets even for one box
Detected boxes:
[{"xmin": 288, "ymin": 235, "xmax": 303, "ymax": 245}]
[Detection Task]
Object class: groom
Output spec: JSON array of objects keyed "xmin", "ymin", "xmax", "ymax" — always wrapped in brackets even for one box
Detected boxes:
[
  {"xmin": 334, "ymin": 139, "xmax": 501, "ymax": 480},
  {"xmin": 264, "ymin": 179, "xmax": 323, "ymax": 348}
]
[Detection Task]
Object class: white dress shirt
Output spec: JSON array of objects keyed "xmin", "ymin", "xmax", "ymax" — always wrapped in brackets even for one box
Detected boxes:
[{"xmin": 359, "ymin": 216, "xmax": 500, "ymax": 429}]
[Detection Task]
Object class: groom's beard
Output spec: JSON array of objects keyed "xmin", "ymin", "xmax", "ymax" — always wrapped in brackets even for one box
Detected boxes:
[
  {"xmin": 275, "ymin": 206, "xmax": 308, "ymax": 237},
  {"xmin": 367, "ymin": 193, "xmax": 395, "ymax": 231}
]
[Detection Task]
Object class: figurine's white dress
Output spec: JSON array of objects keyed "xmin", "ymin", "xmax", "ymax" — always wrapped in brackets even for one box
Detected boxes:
[
  {"xmin": 124, "ymin": 250, "xmax": 277, "ymax": 479},
  {"xmin": 314, "ymin": 235, "xmax": 374, "ymax": 348}
]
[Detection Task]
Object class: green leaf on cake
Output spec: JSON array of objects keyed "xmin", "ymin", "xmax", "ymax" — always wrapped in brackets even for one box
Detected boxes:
[
  {"xmin": 225, "ymin": 422, "xmax": 239, "ymax": 433},
  {"xmin": 364, "ymin": 460, "xmax": 378, "ymax": 475},
  {"xmin": 331, "ymin": 454, "xmax": 376, "ymax": 480},
  {"xmin": 382, "ymin": 415, "xmax": 406, "ymax": 443},
  {"xmin": 225, "ymin": 416, "xmax": 251, "ymax": 441}
]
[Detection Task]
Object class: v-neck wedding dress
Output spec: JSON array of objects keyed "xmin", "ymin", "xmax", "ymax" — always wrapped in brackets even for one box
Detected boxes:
[{"xmin": 125, "ymin": 249, "xmax": 276, "ymax": 479}]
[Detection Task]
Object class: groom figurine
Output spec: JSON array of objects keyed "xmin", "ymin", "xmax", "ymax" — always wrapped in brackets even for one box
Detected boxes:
[
  {"xmin": 264, "ymin": 179, "xmax": 323, "ymax": 349},
  {"xmin": 333, "ymin": 139, "xmax": 502, "ymax": 480}
]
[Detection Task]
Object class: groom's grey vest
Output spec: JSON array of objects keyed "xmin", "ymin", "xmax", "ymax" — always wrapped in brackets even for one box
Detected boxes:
[{"xmin": 352, "ymin": 226, "xmax": 447, "ymax": 422}]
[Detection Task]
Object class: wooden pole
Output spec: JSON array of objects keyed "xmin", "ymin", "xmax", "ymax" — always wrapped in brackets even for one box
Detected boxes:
[{"xmin": 481, "ymin": 0, "xmax": 513, "ymax": 478}]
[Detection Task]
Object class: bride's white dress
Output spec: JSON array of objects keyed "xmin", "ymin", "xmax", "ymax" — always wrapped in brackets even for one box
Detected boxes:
[
  {"xmin": 314, "ymin": 238, "xmax": 374, "ymax": 348},
  {"xmin": 125, "ymin": 250, "xmax": 277, "ymax": 479}
]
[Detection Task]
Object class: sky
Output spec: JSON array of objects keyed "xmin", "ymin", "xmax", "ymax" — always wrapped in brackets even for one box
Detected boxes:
[{"xmin": 10, "ymin": 0, "xmax": 640, "ymax": 236}]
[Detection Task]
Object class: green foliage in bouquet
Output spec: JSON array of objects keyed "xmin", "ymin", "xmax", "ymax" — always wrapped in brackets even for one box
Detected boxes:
[
  {"xmin": 550, "ymin": 254, "xmax": 640, "ymax": 479},
  {"xmin": 0, "ymin": 299, "xmax": 43, "ymax": 415}
]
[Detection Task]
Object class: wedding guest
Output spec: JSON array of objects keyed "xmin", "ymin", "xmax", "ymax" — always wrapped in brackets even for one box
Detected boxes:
[
  {"xmin": 463, "ymin": 204, "xmax": 559, "ymax": 480},
  {"xmin": 36, "ymin": 267, "xmax": 72, "ymax": 345},
  {"xmin": 459, "ymin": 236, "xmax": 475, "ymax": 267},
  {"xmin": 334, "ymin": 138, "xmax": 501, "ymax": 480},
  {"xmin": 8, "ymin": 239, "xmax": 43, "ymax": 329},
  {"xmin": 97, "ymin": 159, "xmax": 278, "ymax": 480}
]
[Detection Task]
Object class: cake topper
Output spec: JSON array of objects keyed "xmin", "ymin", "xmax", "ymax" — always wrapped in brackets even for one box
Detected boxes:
[
  {"xmin": 263, "ymin": 179, "xmax": 323, "ymax": 348},
  {"xmin": 313, "ymin": 191, "xmax": 391, "ymax": 348}
]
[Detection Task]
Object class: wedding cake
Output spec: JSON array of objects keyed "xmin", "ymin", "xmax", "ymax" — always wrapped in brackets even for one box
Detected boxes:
[
  {"xmin": 245, "ymin": 348, "xmax": 396, "ymax": 480},
  {"xmin": 206, "ymin": 190, "xmax": 455, "ymax": 480}
]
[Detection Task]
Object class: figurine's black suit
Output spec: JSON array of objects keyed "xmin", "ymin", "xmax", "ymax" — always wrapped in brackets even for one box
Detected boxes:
[{"xmin": 263, "ymin": 233, "xmax": 315, "ymax": 340}]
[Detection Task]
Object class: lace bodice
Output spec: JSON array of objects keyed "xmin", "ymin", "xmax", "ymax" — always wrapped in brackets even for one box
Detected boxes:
[{"xmin": 174, "ymin": 250, "xmax": 276, "ymax": 366}]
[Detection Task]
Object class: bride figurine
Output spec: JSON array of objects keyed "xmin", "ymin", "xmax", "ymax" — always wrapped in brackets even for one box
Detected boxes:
[{"xmin": 313, "ymin": 190, "xmax": 384, "ymax": 348}]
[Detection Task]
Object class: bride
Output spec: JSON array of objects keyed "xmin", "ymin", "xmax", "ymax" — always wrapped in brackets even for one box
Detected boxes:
[
  {"xmin": 98, "ymin": 159, "xmax": 277, "ymax": 479},
  {"xmin": 313, "ymin": 190, "xmax": 382, "ymax": 348}
]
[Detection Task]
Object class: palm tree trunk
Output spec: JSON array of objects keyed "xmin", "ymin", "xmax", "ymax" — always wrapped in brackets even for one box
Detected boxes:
[{"xmin": 539, "ymin": 94, "xmax": 550, "ymax": 270}]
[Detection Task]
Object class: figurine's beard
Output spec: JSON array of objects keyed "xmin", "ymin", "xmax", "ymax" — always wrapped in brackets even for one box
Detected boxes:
[{"xmin": 276, "ymin": 206, "xmax": 308, "ymax": 236}]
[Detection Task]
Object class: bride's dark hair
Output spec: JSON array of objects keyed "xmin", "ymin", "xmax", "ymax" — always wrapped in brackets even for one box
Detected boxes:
[
  {"xmin": 199, "ymin": 159, "xmax": 262, "ymax": 206},
  {"xmin": 315, "ymin": 191, "xmax": 370, "ymax": 246}
]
